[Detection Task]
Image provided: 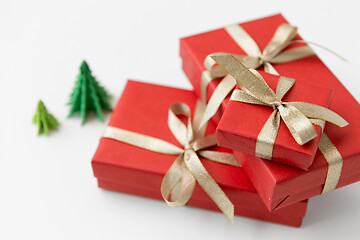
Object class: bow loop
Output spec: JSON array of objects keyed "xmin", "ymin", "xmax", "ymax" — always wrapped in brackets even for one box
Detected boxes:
[
  {"xmin": 224, "ymin": 23, "xmax": 262, "ymax": 57},
  {"xmin": 168, "ymin": 103, "xmax": 194, "ymax": 147},
  {"xmin": 161, "ymin": 155, "xmax": 196, "ymax": 208},
  {"xmin": 262, "ymin": 24, "xmax": 298, "ymax": 59},
  {"xmin": 288, "ymin": 102, "xmax": 349, "ymax": 127},
  {"xmin": 276, "ymin": 76, "xmax": 296, "ymax": 100}
]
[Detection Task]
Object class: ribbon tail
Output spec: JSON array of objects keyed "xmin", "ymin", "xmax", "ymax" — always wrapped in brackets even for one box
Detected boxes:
[
  {"xmin": 184, "ymin": 150, "xmax": 234, "ymax": 223},
  {"xmin": 279, "ymin": 104, "xmax": 318, "ymax": 145},
  {"xmin": 288, "ymin": 102, "xmax": 349, "ymax": 127},
  {"xmin": 318, "ymin": 133, "xmax": 343, "ymax": 194},
  {"xmin": 291, "ymin": 40, "xmax": 348, "ymax": 62},
  {"xmin": 256, "ymin": 110, "xmax": 281, "ymax": 160},
  {"xmin": 270, "ymin": 46, "xmax": 315, "ymax": 63},
  {"xmin": 161, "ymin": 154, "xmax": 196, "ymax": 207},
  {"xmin": 199, "ymin": 74, "xmax": 236, "ymax": 128}
]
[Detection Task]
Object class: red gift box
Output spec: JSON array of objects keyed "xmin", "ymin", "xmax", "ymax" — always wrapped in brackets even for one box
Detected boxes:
[
  {"xmin": 180, "ymin": 14, "xmax": 310, "ymax": 100},
  {"xmin": 216, "ymin": 70, "xmax": 333, "ymax": 170},
  {"xmin": 180, "ymin": 13, "xmax": 360, "ymax": 211},
  {"xmin": 91, "ymin": 80, "xmax": 308, "ymax": 227}
]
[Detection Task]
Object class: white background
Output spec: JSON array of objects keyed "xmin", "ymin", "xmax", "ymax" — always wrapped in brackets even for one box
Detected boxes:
[{"xmin": 1, "ymin": 0, "xmax": 360, "ymax": 239}]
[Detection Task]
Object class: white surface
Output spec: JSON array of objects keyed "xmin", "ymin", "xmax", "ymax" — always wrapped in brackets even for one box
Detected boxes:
[{"xmin": 1, "ymin": 0, "xmax": 360, "ymax": 239}]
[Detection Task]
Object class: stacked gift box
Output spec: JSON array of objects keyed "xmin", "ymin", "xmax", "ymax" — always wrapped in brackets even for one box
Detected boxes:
[{"xmin": 91, "ymin": 14, "xmax": 360, "ymax": 227}]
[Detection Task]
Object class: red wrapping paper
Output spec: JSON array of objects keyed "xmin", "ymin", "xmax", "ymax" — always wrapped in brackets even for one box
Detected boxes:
[
  {"xmin": 97, "ymin": 179, "xmax": 306, "ymax": 227},
  {"xmin": 180, "ymin": 14, "xmax": 308, "ymax": 99},
  {"xmin": 179, "ymin": 13, "xmax": 360, "ymax": 211},
  {"xmin": 216, "ymin": 71, "xmax": 332, "ymax": 170},
  {"xmin": 91, "ymin": 80, "xmax": 308, "ymax": 227}
]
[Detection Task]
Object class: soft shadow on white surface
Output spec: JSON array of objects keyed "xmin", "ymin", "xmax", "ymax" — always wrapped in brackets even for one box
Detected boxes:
[{"xmin": 303, "ymin": 184, "xmax": 360, "ymax": 227}]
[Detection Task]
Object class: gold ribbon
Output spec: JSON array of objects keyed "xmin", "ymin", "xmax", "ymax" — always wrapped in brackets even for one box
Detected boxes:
[
  {"xmin": 199, "ymin": 23, "xmax": 315, "ymax": 127},
  {"xmin": 306, "ymin": 120, "xmax": 343, "ymax": 193},
  {"xmin": 319, "ymin": 133, "xmax": 344, "ymax": 194},
  {"xmin": 102, "ymin": 101, "xmax": 240, "ymax": 223},
  {"xmin": 211, "ymin": 54, "xmax": 348, "ymax": 160}
]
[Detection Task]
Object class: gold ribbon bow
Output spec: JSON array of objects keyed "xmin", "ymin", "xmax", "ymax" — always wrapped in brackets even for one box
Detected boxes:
[
  {"xmin": 211, "ymin": 54, "xmax": 348, "ymax": 160},
  {"xmin": 199, "ymin": 23, "xmax": 315, "ymax": 127},
  {"xmin": 102, "ymin": 101, "xmax": 240, "ymax": 223}
]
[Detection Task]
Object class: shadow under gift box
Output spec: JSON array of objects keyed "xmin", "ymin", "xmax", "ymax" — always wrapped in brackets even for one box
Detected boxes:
[
  {"xmin": 180, "ymin": 13, "xmax": 360, "ymax": 211},
  {"xmin": 91, "ymin": 80, "xmax": 308, "ymax": 227},
  {"xmin": 216, "ymin": 71, "xmax": 333, "ymax": 170}
]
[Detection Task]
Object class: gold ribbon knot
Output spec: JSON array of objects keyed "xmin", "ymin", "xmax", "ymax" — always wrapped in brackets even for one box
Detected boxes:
[
  {"xmin": 199, "ymin": 24, "xmax": 315, "ymax": 127},
  {"xmin": 211, "ymin": 54, "xmax": 348, "ymax": 160},
  {"xmin": 102, "ymin": 101, "xmax": 240, "ymax": 223}
]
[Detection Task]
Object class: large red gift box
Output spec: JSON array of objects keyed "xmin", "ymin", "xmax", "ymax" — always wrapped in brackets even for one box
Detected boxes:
[
  {"xmin": 216, "ymin": 70, "xmax": 333, "ymax": 170},
  {"xmin": 180, "ymin": 13, "xmax": 360, "ymax": 211},
  {"xmin": 91, "ymin": 80, "xmax": 308, "ymax": 227},
  {"xmin": 180, "ymin": 14, "xmax": 311, "ymax": 100}
]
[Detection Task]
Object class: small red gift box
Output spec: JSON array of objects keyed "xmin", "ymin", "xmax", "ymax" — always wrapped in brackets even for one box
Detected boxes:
[
  {"xmin": 216, "ymin": 70, "xmax": 333, "ymax": 170},
  {"xmin": 91, "ymin": 80, "xmax": 308, "ymax": 227}
]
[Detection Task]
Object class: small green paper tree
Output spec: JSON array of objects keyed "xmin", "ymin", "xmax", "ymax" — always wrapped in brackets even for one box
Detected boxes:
[
  {"xmin": 33, "ymin": 100, "xmax": 60, "ymax": 136},
  {"xmin": 68, "ymin": 60, "xmax": 112, "ymax": 125}
]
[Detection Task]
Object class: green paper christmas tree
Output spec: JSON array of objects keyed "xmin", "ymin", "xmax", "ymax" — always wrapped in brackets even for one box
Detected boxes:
[
  {"xmin": 33, "ymin": 100, "xmax": 60, "ymax": 136},
  {"xmin": 68, "ymin": 60, "xmax": 112, "ymax": 125}
]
